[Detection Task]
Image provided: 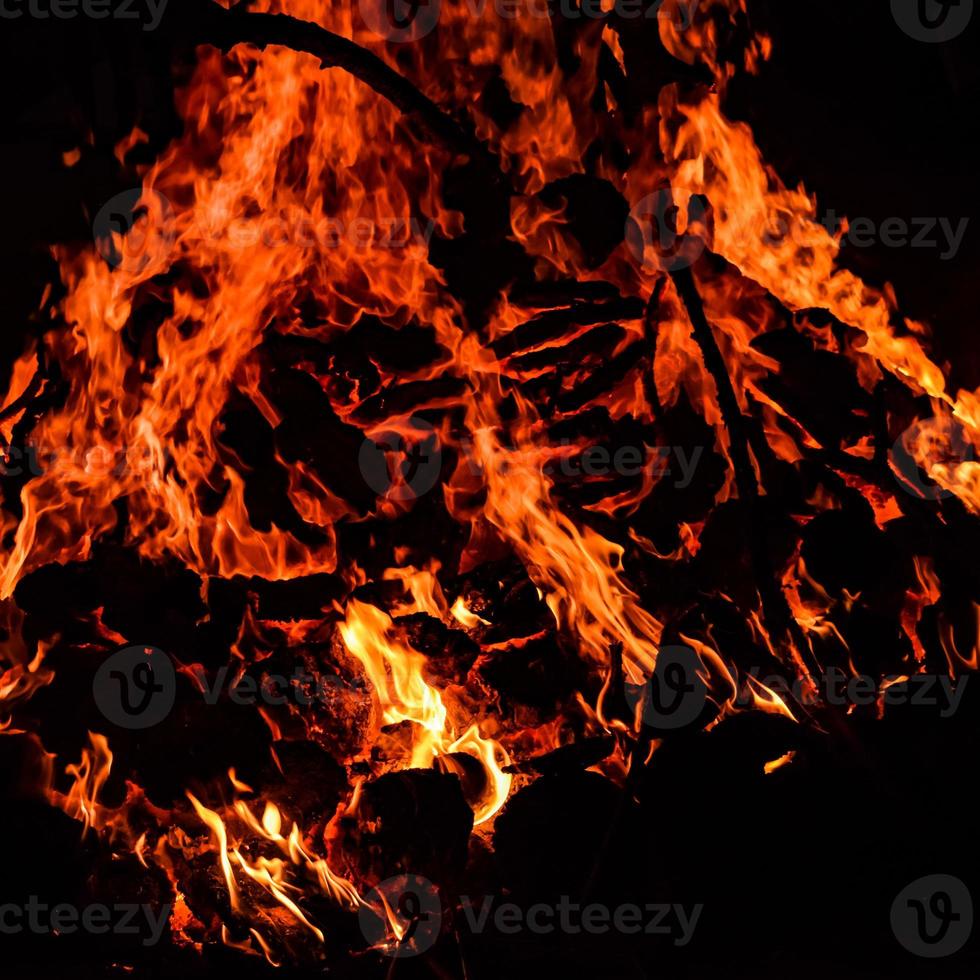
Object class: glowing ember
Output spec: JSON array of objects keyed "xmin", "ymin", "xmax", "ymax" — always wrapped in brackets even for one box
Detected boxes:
[{"xmin": 1, "ymin": 0, "xmax": 977, "ymax": 970}]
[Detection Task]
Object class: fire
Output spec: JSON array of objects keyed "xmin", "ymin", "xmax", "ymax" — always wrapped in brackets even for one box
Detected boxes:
[
  {"xmin": 188, "ymin": 792, "xmax": 241, "ymax": 912},
  {"xmin": 462, "ymin": 390, "xmax": 664, "ymax": 686},
  {"xmin": 186, "ymin": 783, "xmax": 364, "ymax": 957},
  {"xmin": 53, "ymin": 732, "xmax": 114, "ymax": 836},
  {"xmin": 763, "ymin": 749, "xmax": 795, "ymax": 775},
  {"xmin": 450, "ymin": 595, "xmax": 490, "ymax": 629},
  {"xmin": 339, "ymin": 590, "xmax": 511, "ymax": 823},
  {"xmin": 0, "ymin": 0, "xmax": 977, "ymax": 967},
  {"xmin": 339, "ymin": 597, "xmax": 449, "ymax": 768}
]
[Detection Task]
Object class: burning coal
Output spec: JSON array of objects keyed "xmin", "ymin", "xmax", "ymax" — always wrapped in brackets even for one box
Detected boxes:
[{"xmin": 0, "ymin": 0, "xmax": 977, "ymax": 973}]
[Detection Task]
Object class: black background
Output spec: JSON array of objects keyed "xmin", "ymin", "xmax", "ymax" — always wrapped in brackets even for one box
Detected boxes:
[{"xmin": 0, "ymin": 3, "xmax": 977, "ymax": 978}]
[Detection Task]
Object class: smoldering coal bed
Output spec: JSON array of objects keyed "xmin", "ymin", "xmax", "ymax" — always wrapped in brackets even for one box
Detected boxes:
[{"xmin": 0, "ymin": 2, "xmax": 978, "ymax": 979}]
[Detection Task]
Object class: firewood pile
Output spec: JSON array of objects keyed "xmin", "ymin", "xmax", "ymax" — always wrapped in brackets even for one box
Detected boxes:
[{"xmin": 0, "ymin": 2, "xmax": 977, "ymax": 977}]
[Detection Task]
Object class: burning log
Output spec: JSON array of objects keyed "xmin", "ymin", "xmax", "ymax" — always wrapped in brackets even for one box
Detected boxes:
[
  {"xmin": 503, "ymin": 735, "xmax": 617, "ymax": 777},
  {"xmin": 493, "ymin": 771, "xmax": 640, "ymax": 904},
  {"xmin": 2, "ymin": 0, "xmax": 978, "ymax": 974},
  {"xmin": 490, "ymin": 297, "xmax": 644, "ymax": 359},
  {"xmin": 336, "ymin": 769, "xmax": 474, "ymax": 886},
  {"xmin": 669, "ymin": 256, "xmax": 817, "ymax": 669}
]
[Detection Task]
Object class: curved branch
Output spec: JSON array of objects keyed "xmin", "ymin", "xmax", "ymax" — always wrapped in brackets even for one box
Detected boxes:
[{"xmin": 195, "ymin": 4, "xmax": 505, "ymax": 184}]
